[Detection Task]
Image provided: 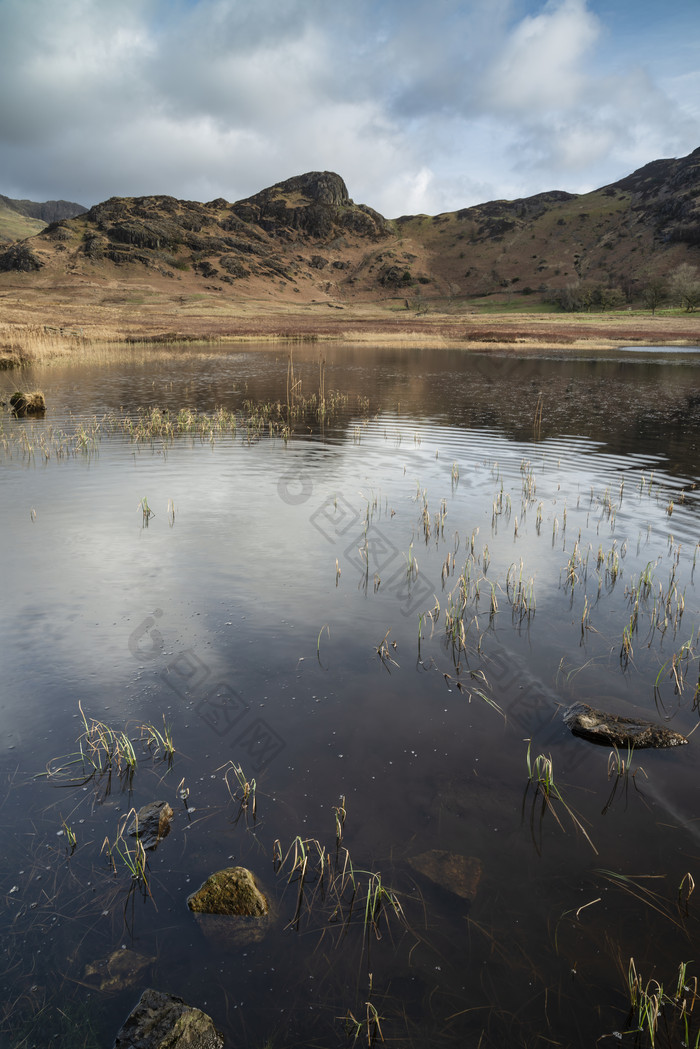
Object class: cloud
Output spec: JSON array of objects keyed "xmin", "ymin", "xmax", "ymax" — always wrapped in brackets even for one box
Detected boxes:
[
  {"xmin": 0, "ymin": 0, "xmax": 697, "ymax": 215},
  {"xmin": 482, "ymin": 0, "xmax": 600, "ymax": 113}
]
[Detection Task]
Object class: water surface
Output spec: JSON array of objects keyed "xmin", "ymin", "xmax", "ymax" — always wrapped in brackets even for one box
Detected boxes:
[{"xmin": 1, "ymin": 343, "xmax": 700, "ymax": 1048}]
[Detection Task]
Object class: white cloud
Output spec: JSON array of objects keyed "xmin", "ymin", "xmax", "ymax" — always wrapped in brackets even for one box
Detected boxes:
[
  {"xmin": 482, "ymin": 0, "xmax": 600, "ymax": 113},
  {"xmin": 0, "ymin": 0, "xmax": 698, "ymax": 214}
]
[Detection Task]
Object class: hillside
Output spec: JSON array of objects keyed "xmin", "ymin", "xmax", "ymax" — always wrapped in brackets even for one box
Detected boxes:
[
  {"xmin": 0, "ymin": 195, "xmax": 86, "ymax": 245},
  {"xmin": 0, "ymin": 151, "xmax": 699, "ymax": 310}
]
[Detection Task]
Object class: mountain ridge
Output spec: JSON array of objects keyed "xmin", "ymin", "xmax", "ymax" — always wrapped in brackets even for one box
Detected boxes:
[
  {"xmin": 0, "ymin": 194, "xmax": 87, "ymax": 245},
  {"xmin": 1, "ymin": 152, "xmax": 699, "ymax": 308}
]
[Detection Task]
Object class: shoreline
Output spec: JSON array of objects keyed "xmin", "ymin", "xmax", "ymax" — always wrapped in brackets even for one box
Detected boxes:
[{"xmin": 1, "ymin": 300, "xmax": 698, "ymax": 365}]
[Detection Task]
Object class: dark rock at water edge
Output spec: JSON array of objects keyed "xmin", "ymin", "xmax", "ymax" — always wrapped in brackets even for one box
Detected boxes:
[
  {"xmin": 563, "ymin": 702, "xmax": 688, "ymax": 748},
  {"xmin": 187, "ymin": 866, "xmax": 269, "ymax": 916},
  {"xmin": 9, "ymin": 390, "xmax": 46, "ymax": 415},
  {"xmin": 128, "ymin": 800, "xmax": 173, "ymax": 850},
  {"xmin": 114, "ymin": 988, "xmax": 223, "ymax": 1049}
]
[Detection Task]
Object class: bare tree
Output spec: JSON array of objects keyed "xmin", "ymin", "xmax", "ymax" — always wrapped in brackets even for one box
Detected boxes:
[
  {"xmin": 668, "ymin": 263, "xmax": 700, "ymax": 311},
  {"xmin": 641, "ymin": 277, "xmax": 667, "ymax": 315}
]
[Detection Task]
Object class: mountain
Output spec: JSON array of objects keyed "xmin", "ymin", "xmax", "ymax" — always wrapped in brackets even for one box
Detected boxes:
[
  {"xmin": 0, "ymin": 195, "xmax": 87, "ymax": 245},
  {"xmin": 1, "ymin": 152, "xmax": 699, "ymax": 307}
]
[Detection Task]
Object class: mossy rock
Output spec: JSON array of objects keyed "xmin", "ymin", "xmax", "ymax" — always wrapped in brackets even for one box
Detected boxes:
[
  {"xmin": 114, "ymin": 988, "xmax": 223, "ymax": 1049},
  {"xmin": 187, "ymin": 866, "xmax": 269, "ymax": 916}
]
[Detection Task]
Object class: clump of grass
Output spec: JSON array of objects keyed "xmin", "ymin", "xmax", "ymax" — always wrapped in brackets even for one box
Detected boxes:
[
  {"xmin": 102, "ymin": 808, "xmax": 150, "ymax": 892},
  {"xmin": 45, "ymin": 703, "xmax": 176, "ymax": 790},
  {"xmin": 273, "ymin": 819, "xmax": 406, "ymax": 949},
  {"xmin": 59, "ymin": 818, "xmax": 77, "ymax": 852},
  {"xmin": 621, "ymin": 958, "xmax": 700, "ymax": 1048},
  {"xmin": 525, "ymin": 741, "xmax": 597, "ymax": 854},
  {"xmin": 9, "ymin": 389, "xmax": 46, "ymax": 416},
  {"xmin": 342, "ymin": 997, "xmax": 385, "ymax": 1047},
  {"xmin": 376, "ymin": 629, "xmax": 399, "ymax": 670},
  {"xmin": 139, "ymin": 495, "xmax": 155, "ymax": 525},
  {"xmin": 219, "ymin": 760, "xmax": 257, "ymax": 820},
  {"xmin": 139, "ymin": 716, "xmax": 176, "ymax": 764}
]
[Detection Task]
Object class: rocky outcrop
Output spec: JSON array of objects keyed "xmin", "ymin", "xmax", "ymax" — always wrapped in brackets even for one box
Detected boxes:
[
  {"xmin": 114, "ymin": 988, "xmax": 223, "ymax": 1049},
  {"xmin": 230, "ymin": 171, "xmax": 390, "ymax": 241},
  {"xmin": 563, "ymin": 702, "xmax": 688, "ymax": 748},
  {"xmin": 0, "ymin": 244, "xmax": 44, "ymax": 272}
]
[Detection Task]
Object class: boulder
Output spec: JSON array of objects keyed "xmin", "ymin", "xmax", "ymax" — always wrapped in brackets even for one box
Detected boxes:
[
  {"xmin": 187, "ymin": 866, "xmax": 270, "ymax": 951},
  {"xmin": 187, "ymin": 866, "xmax": 268, "ymax": 917},
  {"xmin": 563, "ymin": 702, "xmax": 688, "ymax": 748},
  {"xmin": 114, "ymin": 988, "xmax": 223, "ymax": 1049},
  {"xmin": 128, "ymin": 801, "xmax": 173, "ymax": 850}
]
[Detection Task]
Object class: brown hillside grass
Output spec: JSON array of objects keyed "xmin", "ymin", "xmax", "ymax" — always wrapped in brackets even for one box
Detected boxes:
[{"xmin": 0, "ymin": 269, "xmax": 697, "ymax": 363}]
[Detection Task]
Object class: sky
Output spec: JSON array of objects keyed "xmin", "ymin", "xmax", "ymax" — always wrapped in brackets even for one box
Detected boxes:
[{"xmin": 0, "ymin": 0, "xmax": 698, "ymax": 217}]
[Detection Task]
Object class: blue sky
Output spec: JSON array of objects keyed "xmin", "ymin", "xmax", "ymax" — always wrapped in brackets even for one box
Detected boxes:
[{"xmin": 0, "ymin": 0, "xmax": 697, "ymax": 215}]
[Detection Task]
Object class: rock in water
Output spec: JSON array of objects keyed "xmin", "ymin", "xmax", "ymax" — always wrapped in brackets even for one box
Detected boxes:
[
  {"xmin": 9, "ymin": 390, "xmax": 46, "ymax": 415},
  {"xmin": 187, "ymin": 866, "xmax": 268, "ymax": 916},
  {"xmin": 84, "ymin": 947, "xmax": 155, "ymax": 993},
  {"xmin": 563, "ymin": 702, "xmax": 688, "ymax": 748},
  {"xmin": 114, "ymin": 988, "xmax": 223, "ymax": 1049},
  {"xmin": 408, "ymin": 850, "xmax": 482, "ymax": 901},
  {"xmin": 128, "ymin": 801, "xmax": 173, "ymax": 850}
]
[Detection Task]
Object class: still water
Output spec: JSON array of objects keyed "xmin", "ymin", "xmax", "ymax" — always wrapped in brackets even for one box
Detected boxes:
[{"xmin": 1, "ymin": 343, "xmax": 700, "ymax": 1048}]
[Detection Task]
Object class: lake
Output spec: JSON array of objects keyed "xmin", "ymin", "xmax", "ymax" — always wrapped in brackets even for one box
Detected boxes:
[{"xmin": 1, "ymin": 341, "xmax": 700, "ymax": 1048}]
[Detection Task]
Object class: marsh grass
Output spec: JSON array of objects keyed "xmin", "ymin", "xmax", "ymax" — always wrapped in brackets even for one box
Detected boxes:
[
  {"xmin": 0, "ymin": 386, "xmax": 369, "ymax": 464},
  {"xmin": 273, "ymin": 830, "xmax": 406, "ymax": 952},
  {"xmin": 101, "ymin": 808, "xmax": 150, "ymax": 892},
  {"xmin": 44, "ymin": 703, "xmax": 176, "ymax": 794},
  {"xmin": 342, "ymin": 997, "xmax": 385, "ymax": 1047},
  {"xmin": 219, "ymin": 759, "xmax": 257, "ymax": 822},
  {"xmin": 597, "ymin": 870, "xmax": 687, "ymax": 932},
  {"xmin": 524, "ymin": 741, "xmax": 597, "ymax": 855},
  {"xmin": 621, "ymin": 958, "xmax": 700, "ymax": 1048}
]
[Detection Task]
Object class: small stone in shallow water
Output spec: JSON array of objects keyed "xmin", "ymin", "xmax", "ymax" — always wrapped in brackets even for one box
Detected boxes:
[
  {"xmin": 128, "ymin": 801, "xmax": 173, "ymax": 850},
  {"xmin": 408, "ymin": 850, "xmax": 482, "ymax": 901}
]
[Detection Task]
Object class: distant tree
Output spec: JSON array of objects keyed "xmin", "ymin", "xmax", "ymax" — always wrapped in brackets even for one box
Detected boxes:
[
  {"xmin": 668, "ymin": 263, "xmax": 700, "ymax": 311},
  {"xmin": 548, "ymin": 282, "xmax": 583, "ymax": 312},
  {"xmin": 641, "ymin": 277, "xmax": 667, "ymax": 315},
  {"xmin": 591, "ymin": 284, "xmax": 625, "ymax": 311}
]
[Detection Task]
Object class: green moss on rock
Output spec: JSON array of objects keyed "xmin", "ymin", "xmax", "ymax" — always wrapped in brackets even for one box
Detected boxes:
[{"xmin": 187, "ymin": 866, "xmax": 268, "ymax": 916}]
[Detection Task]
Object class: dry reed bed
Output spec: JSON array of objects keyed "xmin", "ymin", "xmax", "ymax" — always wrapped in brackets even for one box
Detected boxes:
[{"xmin": 0, "ymin": 307, "xmax": 698, "ymax": 364}]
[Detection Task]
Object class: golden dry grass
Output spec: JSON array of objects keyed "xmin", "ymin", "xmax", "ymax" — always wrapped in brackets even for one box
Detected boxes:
[{"xmin": 0, "ymin": 271, "xmax": 697, "ymax": 364}]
